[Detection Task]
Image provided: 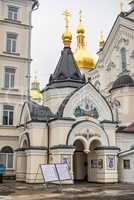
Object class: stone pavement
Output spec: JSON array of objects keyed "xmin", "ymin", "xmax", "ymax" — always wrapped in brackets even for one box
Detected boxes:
[{"xmin": 0, "ymin": 181, "xmax": 134, "ymax": 200}]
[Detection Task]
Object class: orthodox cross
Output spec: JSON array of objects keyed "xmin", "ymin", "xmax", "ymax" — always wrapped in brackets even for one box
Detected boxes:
[
  {"xmin": 63, "ymin": 10, "xmax": 71, "ymax": 31},
  {"xmin": 79, "ymin": 10, "xmax": 82, "ymax": 23}
]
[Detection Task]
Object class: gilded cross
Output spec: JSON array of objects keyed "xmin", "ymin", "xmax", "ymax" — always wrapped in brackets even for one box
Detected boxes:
[
  {"xmin": 63, "ymin": 10, "xmax": 71, "ymax": 31},
  {"xmin": 79, "ymin": 10, "xmax": 82, "ymax": 23}
]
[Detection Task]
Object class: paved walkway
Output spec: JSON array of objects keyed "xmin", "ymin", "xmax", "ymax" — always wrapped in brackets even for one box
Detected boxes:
[{"xmin": 0, "ymin": 181, "xmax": 134, "ymax": 200}]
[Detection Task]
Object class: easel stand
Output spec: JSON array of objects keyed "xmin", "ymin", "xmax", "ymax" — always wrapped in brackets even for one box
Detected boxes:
[
  {"xmin": 34, "ymin": 165, "xmax": 63, "ymax": 192},
  {"xmin": 34, "ymin": 163, "xmax": 72, "ymax": 193}
]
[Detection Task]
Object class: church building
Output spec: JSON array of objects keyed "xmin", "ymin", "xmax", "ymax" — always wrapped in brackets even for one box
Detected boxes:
[{"xmin": 1, "ymin": 0, "xmax": 134, "ymax": 184}]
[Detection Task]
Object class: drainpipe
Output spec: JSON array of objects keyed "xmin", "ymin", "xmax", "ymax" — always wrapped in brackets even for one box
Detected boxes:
[
  {"xmin": 27, "ymin": 1, "xmax": 39, "ymax": 101},
  {"xmin": 46, "ymin": 121, "xmax": 50, "ymax": 164}
]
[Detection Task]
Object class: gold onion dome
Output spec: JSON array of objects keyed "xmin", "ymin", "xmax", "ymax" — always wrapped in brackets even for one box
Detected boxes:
[
  {"xmin": 62, "ymin": 10, "xmax": 72, "ymax": 47},
  {"xmin": 31, "ymin": 73, "xmax": 42, "ymax": 102},
  {"xmin": 74, "ymin": 11, "xmax": 96, "ymax": 69},
  {"xmin": 77, "ymin": 22, "xmax": 85, "ymax": 34}
]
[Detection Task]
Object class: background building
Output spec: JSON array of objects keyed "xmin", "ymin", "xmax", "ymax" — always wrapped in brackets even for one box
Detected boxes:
[{"xmin": 0, "ymin": 0, "xmax": 38, "ymax": 177}]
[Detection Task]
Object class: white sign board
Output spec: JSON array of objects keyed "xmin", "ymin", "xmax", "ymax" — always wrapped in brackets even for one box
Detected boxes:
[
  {"xmin": 40, "ymin": 163, "xmax": 72, "ymax": 183},
  {"xmin": 41, "ymin": 164, "xmax": 58, "ymax": 183},
  {"xmin": 56, "ymin": 163, "xmax": 72, "ymax": 181}
]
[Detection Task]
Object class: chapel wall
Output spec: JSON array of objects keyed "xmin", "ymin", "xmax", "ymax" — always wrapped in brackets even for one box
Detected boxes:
[
  {"xmin": 29, "ymin": 125, "xmax": 48, "ymax": 147},
  {"xmin": 43, "ymin": 87, "xmax": 75, "ymax": 114},
  {"xmin": 116, "ymin": 133, "xmax": 134, "ymax": 151},
  {"xmin": 111, "ymin": 87, "xmax": 134, "ymax": 124}
]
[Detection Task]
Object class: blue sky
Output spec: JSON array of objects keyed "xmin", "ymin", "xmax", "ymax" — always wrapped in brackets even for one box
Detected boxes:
[{"xmin": 31, "ymin": 0, "xmax": 129, "ymax": 88}]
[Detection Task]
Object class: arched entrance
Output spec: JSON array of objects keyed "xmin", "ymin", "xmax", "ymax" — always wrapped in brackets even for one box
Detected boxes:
[
  {"xmin": 67, "ymin": 120, "xmax": 109, "ymax": 182},
  {"xmin": 73, "ymin": 139, "xmax": 88, "ymax": 181},
  {"xmin": 73, "ymin": 138, "xmax": 102, "ymax": 182}
]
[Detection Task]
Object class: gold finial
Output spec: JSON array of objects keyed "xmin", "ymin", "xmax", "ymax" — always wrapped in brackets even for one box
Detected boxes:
[
  {"xmin": 77, "ymin": 10, "xmax": 85, "ymax": 34},
  {"xmin": 63, "ymin": 10, "xmax": 71, "ymax": 32},
  {"xmin": 99, "ymin": 31, "xmax": 105, "ymax": 50},
  {"xmin": 62, "ymin": 10, "xmax": 72, "ymax": 47},
  {"xmin": 79, "ymin": 10, "xmax": 82, "ymax": 23},
  {"xmin": 32, "ymin": 70, "xmax": 38, "ymax": 83}
]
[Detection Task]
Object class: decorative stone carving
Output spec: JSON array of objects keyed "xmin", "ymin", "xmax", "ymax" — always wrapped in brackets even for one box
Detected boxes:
[{"xmin": 106, "ymin": 61, "xmax": 116, "ymax": 71}]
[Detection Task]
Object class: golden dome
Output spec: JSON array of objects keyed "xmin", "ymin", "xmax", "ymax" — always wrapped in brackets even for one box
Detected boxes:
[
  {"xmin": 74, "ymin": 48, "xmax": 96, "ymax": 69},
  {"xmin": 74, "ymin": 11, "xmax": 96, "ymax": 69},
  {"xmin": 62, "ymin": 31, "xmax": 72, "ymax": 47},
  {"xmin": 77, "ymin": 23, "xmax": 85, "ymax": 34},
  {"xmin": 30, "ymin": 73, "xmax": 42, "ymax": 103},
  {"xmin": 31, "ymin": 90, "xmax": 42, "ymax": 101}
]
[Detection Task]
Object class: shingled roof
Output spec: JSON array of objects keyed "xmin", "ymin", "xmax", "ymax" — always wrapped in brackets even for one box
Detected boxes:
[
  {"xmin": 28, "ymin": 101, "xmax": 55, "ymax": 122},
  {"xmin": 110, "ymin": 74, "xmax": 134, "ymax": 92},
  {"xmin": 116, "ymin": 123, "xmax": 134, "ymax": 133},
  {"xmin": 44, "ymin": 47, "xmax": 85, "ymax": 91}
]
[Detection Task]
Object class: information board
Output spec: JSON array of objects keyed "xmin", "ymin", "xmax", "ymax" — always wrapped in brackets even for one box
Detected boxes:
[
  {"xmin": 40, "ymin": 163, "xmax": 72, "ymax": 183},
  {"xmin": 56, "ymin": 163, "xmax": 72, "ymax": 181},
  {"xmin": 41, "ymin": 164, "xmax": 59, "ymax": 183}
]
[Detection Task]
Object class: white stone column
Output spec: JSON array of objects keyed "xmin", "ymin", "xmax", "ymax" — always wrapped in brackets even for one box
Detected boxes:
[
  {"xmin": 94, "ymin": 147, "xmax": 120, "ymax": 183},
  {"xmin": 51, "ymin": 146, "xmax": 75, "ymax": 184},
  {"xmin": 25, "ymin": 149, "xmax": 47, "ymax": 183},
  {"xmin": 16, "ymin": 150, "xmax": 27, "ymax": 182}
]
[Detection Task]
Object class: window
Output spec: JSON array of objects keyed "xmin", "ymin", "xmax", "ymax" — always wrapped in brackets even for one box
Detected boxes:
[
  {"xmin": 8, "ymin": 6, "xmax": 18, "ymax": 21},
  {"xmin": 121, "ymin": 47, "xmax": 127, "ymax": 72},
  {"xmin": 123, "ymin": 159, "xmax": 130, "ymax": 169},
  {"xmin": 4, "ymin": 67, "xmax": 15, "ymax": 89},
  {"xmin": 6, "ymin": 33, "xmax": 17, "ymax": 53},
  {"xmin": 0, "ymin": 146, "xmax": 14, "ymax": 169},
  {"xmin": 3, "ymin": 105, "xmax": 14, "ymax": 126}
]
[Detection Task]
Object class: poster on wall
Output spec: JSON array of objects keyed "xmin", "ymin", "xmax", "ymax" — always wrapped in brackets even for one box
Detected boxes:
[
  {"xmin": 106, "ymin": 155, "xmax": 115, "ymax": 170},
  {"xmin": 91, "ymin": 160, "xmax": 103, "ymax": 169}
]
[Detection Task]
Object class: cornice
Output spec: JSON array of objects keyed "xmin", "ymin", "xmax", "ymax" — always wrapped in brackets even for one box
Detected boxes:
[{"xmin": 0, "ymin": 19, "xmax": 32, "ymax": 29}]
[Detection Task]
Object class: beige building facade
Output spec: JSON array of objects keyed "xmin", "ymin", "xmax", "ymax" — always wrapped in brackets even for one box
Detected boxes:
[{"xmin": 0, "ymin": 0, "xmax": 38, "ymax": 176}]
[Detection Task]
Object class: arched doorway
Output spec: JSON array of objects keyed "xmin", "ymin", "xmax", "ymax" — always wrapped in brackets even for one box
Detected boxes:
[
  {"xmin": 67, "ymin": 120, "xmax": 109, "ymax": 182},
  {"xmin": 73, "ymin": 140, "xmax": 88, "ymax": 181}
]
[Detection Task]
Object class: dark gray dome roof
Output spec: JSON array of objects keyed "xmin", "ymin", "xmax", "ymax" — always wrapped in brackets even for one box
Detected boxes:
[{"xmin": 111, "ymin": 74, "xmax": 134, "ymax": 91}]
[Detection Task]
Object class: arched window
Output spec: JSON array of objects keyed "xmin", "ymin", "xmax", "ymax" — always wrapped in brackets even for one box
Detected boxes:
[
  {"xmin": 1, "ymin": 146, "xmax": 13, "ymax": 153},
  {"xmin": 0, "ymin": 146, "xmax": 14, "ymax": 169},
  {"xmin": 120, "ymin": 47, "xmax": 127, "ymax": 72}
]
